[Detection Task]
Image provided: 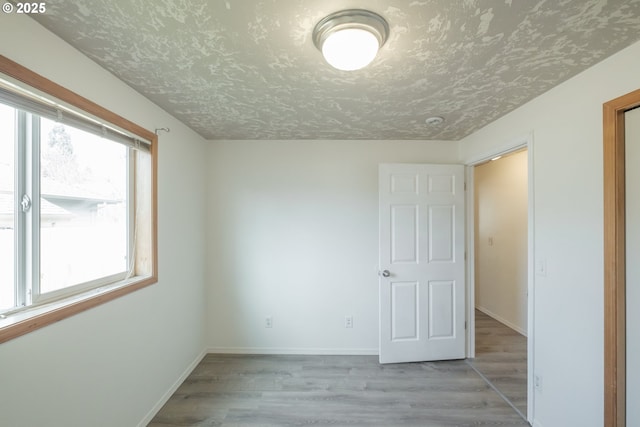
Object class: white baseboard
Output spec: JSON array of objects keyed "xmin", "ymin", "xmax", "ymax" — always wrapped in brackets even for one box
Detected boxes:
[
  {"xmin": 207, "ymin": 347, "xmax": 379, "ymax": 356},
  {"xmin": 476, "ymin": 305, "xmax": 527, "ymax": 337},
  {"xmin": 137, "ymin": 348, "xmax": 207, "ymax": 427},
  {"xmin": 533, "ymin": 420, "xmax": 544, "ymax": 427}
]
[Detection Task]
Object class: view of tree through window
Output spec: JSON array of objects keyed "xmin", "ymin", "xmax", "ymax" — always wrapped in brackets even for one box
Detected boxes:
[
  {"xmin": 0, "ymin": 106, "xmax": 130, "ymax": 310},
  {"xmin": 39, "ymin": 117, "xmax": 128, "ymax": 294}
]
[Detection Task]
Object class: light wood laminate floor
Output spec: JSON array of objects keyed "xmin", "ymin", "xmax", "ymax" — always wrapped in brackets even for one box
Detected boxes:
[
  {"xmin": 149, "ymin": 354, "xmax": 528, "ymax": 426},
  {"xmin": 468, "ymin": 310, "xmax": 527, "ymax": 416}
]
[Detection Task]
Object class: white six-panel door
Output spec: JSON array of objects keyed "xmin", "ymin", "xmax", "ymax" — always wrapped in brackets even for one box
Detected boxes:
[{"xmin": 379, "ymin": 163, "xmax": 466, "ymax": 364}]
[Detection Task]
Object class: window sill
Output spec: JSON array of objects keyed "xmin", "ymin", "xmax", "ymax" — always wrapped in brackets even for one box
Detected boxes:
[{"xmin": 0, "ymin": 275, "xmax": 156, "ymax": 344}]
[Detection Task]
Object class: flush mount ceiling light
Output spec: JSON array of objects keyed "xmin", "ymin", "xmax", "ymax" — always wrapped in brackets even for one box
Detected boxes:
[{"xmin": 313, "ymin": 9, "xmax": 389, "ymax": 71}]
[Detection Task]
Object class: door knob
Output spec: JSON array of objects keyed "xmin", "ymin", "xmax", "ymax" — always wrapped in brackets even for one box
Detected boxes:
[{"xmin": 381, "ymin": 270, "xmax": 391, "ymax": 277}]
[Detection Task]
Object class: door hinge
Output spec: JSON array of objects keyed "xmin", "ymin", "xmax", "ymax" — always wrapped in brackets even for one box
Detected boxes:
[
  {"xmin": 465, "ymin": 321, "xmax": 467, "ymax": 330},
  {"xmin": 464, "ymin": 182, "xmax": 467, "ymax": 191}
]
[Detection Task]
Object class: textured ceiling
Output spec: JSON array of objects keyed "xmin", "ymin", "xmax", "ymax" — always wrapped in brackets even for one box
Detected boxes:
[{"xmin": 30, "ymin": 0, "xmax": 640, "ymax": 141}]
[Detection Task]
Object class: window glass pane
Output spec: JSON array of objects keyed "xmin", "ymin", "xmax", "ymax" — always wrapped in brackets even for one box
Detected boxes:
[
  {"xmin": 39, "ymin": 117, "xmax": 128, "ymax": 294},
  {"xmin": 0, "ymin": 104, "xmax": 15, "ymax": 310}
]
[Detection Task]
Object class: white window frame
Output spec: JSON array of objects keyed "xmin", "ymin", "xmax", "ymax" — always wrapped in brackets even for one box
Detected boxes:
[{"xmin": 0, "ymin": 55, "xmax": 158, "ymax": 343}]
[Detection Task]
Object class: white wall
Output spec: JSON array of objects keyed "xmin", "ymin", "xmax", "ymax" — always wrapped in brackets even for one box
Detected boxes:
[
  {"xmin": 460, "ymin": 40, "xmax": 640, "ymax": 427},
  {"xmin": 474, "ymin": 150, "xmax": 528, "ymax": 334},
  {"xmin": 626, "ymin": 107, "xmax": 640, "ymax": 427},
  {"xmin": 206, "ymin": 140, "xmax": 458, "ymax": 353},
  {"xmin": 0, "ymin": 14, "xmax": 208, "ymax": 427}
]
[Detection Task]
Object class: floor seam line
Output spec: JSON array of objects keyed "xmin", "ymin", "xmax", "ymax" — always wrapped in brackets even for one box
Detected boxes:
[{"xmin": 465, "ymin": 359, "xmax": 528, "ymax": 423}]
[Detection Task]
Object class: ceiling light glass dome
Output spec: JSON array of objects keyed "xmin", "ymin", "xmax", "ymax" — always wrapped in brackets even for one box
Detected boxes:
[{"xmin": 313, "ymin": 10, "xmax": 389, "ymax": 71}]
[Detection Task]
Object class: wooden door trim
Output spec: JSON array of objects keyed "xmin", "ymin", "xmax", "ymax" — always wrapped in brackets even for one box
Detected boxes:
[{"xmin": 604, "ymin": 87, "xmax": 640, "ymax": 427}]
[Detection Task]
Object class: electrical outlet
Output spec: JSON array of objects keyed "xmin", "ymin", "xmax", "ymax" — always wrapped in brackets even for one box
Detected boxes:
[
  {"xmin": 345, "ymin": 315, "xmax": 353, "ymax": 328},
  {"xmin": 265, "ymin": 316, "xmax": 273, "ymax": 328},
  {"xmin": 535, "ymin": 374, "xmax": 542, "ymax": 390}
]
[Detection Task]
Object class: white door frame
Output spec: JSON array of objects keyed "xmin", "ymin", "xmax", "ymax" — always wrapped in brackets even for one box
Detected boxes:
[{"xmin": 463, "ymin": 132, "xmax": 535, "ymax": 423}]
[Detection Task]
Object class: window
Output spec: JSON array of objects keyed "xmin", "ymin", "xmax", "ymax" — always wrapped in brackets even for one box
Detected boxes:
[{"xmin": 0, "ymin": 55, "xmax": 157, "ymax": 342}]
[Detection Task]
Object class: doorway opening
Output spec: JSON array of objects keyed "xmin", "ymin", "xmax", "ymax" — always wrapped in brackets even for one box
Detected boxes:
[
  {"xmin": 464, "ymin": 135, "xmax": 534, "ymax": 424},
  {"xmin": 468, "ymin": 148, "xmax": 528, "ymax": 418}
]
